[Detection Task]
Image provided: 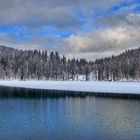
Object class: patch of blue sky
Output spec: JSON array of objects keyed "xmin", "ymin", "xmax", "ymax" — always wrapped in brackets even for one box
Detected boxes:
[
  {"xmin": 78, "ymin": 17, "xmax": 87, "ymax": 25},
  {"xmin": 91, "ymin": 2, "xmax": 130, "ymax": 19},
  {"xmin": 74, "ymin": 10, "xmax": 88, "ymax": 25},
  {"xmin": 38, "ymin": 26, "xmax": 73, "ymax": 38},
  {"xmin": 134, "ymin": 0, "xmax": 140, "ymax": 3},
  {"xmin": 133, "ymin": 4, "xmax": 140, "ymax": 12},
  {"xmin": 0, "ymin": 25, "xmax": 32, "ymax": 40},
  {"xmin": 108, "ymin": 1, "xmax": 132, "ymax": 13}
]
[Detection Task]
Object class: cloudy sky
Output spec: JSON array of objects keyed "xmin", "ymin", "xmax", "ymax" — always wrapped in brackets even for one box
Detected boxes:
[{"xmin": 0, "ymin": 0, "xmax": 140, "ymax": 60}]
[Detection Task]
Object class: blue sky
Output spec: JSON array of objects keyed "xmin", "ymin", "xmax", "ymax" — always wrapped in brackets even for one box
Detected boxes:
[{"xmin": 0, "ymin": 0, "xmax": 140, "ymax": 59}]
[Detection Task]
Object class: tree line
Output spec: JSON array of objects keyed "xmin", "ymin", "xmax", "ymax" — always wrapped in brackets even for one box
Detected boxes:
[
  {"xmin": 94, "ymin": 48, "xmax": 140, "ymax": 81},
  {"xmin": 0, "ymin": 45, "xmax": 140, "ymax": 81},
  {"xmin": 0, "ymin": 45, "xmax": 93, "ymax": 80}
]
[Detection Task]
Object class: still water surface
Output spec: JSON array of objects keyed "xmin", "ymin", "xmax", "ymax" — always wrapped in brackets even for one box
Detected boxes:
[{"xmin": 0, "ymin": 87, "xmax": 140, "ymax": 140}]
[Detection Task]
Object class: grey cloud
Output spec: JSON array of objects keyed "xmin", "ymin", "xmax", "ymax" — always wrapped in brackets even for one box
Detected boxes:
[{"xmin": 0, "ymin": 0, "xmax": 129, "ymax": 29}]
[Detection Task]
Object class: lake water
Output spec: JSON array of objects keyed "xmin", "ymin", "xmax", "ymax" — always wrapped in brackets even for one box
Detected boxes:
[{"xmin": 0, "ymin": 87, "xmax": 140, "ymax": 140}]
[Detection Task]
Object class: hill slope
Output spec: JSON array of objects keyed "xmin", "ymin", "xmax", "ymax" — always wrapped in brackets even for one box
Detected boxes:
[{"xmin": 94, "ymin": 47, "xmax": 140, "ymax": 81}]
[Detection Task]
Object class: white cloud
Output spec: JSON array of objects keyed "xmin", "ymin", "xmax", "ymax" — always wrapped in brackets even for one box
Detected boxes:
[
  {"xmin": 0, "ymin": 0, "xmax": 140, "ymax": 60},
  {"xmin": 65, "ymin": 24, "xmax": 140, "ymax": 58}
]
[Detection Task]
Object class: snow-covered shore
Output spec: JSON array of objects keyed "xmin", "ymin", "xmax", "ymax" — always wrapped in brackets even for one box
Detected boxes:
[{"xmin": 0, "ymin": 81, "xmax": 140, "ymax": 94}]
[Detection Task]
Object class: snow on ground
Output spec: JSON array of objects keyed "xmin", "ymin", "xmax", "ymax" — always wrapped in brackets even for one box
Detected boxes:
[{"xmin": 0, "ymin": 81, "xmax": 140, "ymax": 94}]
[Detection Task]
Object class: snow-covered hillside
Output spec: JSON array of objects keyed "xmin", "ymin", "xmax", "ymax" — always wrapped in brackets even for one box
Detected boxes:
[
  {"xmin": 0, "ymin": 45, "xmax": 140, "ymax": 82},
  {"xmin": 0, "ymin": 81, "xmax": 140, "ymax": 94}
]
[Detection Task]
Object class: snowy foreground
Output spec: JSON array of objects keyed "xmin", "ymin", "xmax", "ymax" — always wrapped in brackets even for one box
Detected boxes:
[{"xmin": 0, "ymin": 81, "xmax": 140, "ymax": 95}]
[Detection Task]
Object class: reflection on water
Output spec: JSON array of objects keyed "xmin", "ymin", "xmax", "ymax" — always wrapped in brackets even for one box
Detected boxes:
[{"xmin": 0, "ymin": 86, "xmax": 140, "ymax": 140}]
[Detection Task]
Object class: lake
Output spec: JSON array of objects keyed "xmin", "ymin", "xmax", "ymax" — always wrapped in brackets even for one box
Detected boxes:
[{"xmin": 0, "ymin": 86, "xmax": 140, "ymax": 140}]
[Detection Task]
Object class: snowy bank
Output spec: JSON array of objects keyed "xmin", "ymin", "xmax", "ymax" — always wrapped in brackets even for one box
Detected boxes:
[{"xmin": 0, "ymin": 81, "xmax": 140, "ymax": 95}]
